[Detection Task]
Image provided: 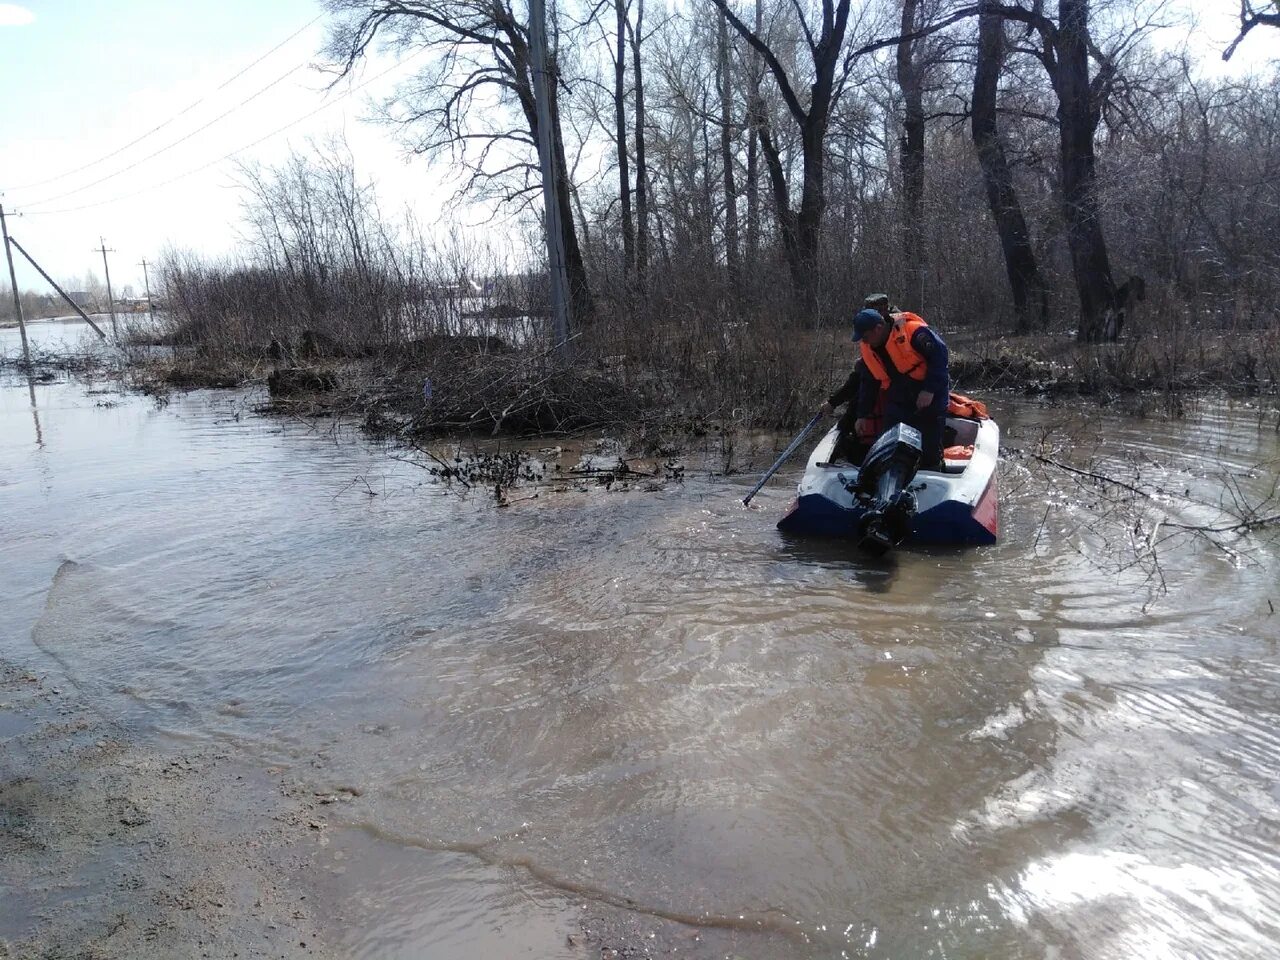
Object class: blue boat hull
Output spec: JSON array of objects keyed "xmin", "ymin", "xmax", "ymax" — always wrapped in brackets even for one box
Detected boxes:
[
  {"xmin": 774, "ymin": 418, "xmax": 1000, "ymax": 547},
  {"xmin": 777, "ymin": 477, "xmax": 999, "ymax": 546}
]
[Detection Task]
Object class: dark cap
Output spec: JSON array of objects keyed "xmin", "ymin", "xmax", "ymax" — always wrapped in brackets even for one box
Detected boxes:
[
  {"xmin": 863, "ymin": 293, "xmax": 890, "ymax": 311},
  {"xmin": 851, "ymin": 308, "xmax": 884, "ymax": 342}
]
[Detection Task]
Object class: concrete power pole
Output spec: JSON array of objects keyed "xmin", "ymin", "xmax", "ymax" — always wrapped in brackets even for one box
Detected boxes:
[
  {"xmin": 95, "ymin": 237, "xmax": 117, "ymax": 338},
  {"xmin": 529, "ymin": 0, "xmax": 572, "ymax": 359},
  {"xmin": 1, "ymin": 203, "xmax": 32, "ymax": 367},
  {"xmin": 139, "ymin": 257, "xmax": 155, "ymax": 315}
]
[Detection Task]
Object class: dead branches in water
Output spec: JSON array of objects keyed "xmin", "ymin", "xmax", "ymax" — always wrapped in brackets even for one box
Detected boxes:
[
  {"xmin": 389, "ymin": 444, "xmax": 685, "ymax": 507},
  {"xmin": 1009, "ymin": 427, "xmax": 1280, "ymax": 603}
]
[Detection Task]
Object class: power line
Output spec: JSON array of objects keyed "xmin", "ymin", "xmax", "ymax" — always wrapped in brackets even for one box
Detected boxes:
[
  {"xmin": 94, "ymin": 237, "xmax": 119, "ymax": 338},
  {"xmin": 17, "ymin": 51, "xmax": 429, "ymax": 218},
  {"xmin": 19, "ymin": 56, "xmax": 318, "ymax": 208},
  {"xmin": 9, "ymin": 14, "xmax": 323, "ymax": 192}
]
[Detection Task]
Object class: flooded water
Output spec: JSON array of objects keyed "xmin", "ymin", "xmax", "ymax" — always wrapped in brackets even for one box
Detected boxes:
[{"xmin": 4, "ymin": 321, "xmax": 1280, "ymax": 958}]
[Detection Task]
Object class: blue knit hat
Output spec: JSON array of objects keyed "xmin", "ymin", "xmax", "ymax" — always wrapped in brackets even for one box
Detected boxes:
[{"xmin": 851, "ymin": 308, "xmax": 885, "ymax": 342}]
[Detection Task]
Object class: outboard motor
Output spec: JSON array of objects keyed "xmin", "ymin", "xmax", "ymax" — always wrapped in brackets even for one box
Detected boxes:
[{"xmin": 853, "ymin": 423, "xmax": 923, "ymax": 554}]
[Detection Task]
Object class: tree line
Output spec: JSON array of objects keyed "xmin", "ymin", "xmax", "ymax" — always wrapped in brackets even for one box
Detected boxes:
[
  {"xmin": 319, "ymin": 0, "xmax": 1279, "ymax": 345},
  {"xmin": 0, "ymin": 273, "xmax": 116, "ymax": 323}
]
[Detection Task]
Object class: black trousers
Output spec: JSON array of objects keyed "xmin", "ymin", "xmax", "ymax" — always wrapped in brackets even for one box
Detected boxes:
[
  {"xmin": 883, "ymin": 397, "xmax": 946, "ymax": 470},
  {"xmin": 831, "ymin": 410, "xmax": 872, "ymax": 465}
]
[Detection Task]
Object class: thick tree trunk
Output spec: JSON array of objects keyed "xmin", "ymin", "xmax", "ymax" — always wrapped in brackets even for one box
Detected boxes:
[
  {"xmin": 717, "ymin": 10, "xmax": 740, "ymax": 285},
  {"xmin": 628, "ymin": 2, "xmax": 649, "ymax": 287},
  {"xmin": 972, "ymin": 11, "xmax": 1049, "ymax": 332},
  {"xmin": 758, "ymin": 124, "xmax": 798, "ymax": 273},
  {"xmin": 510, "ymin": 26, "xmax": 592, "ymax": 321},
  {"xmin": 793, "ymin": 119, "xmax": 827, "ymax": 315},
  {"xmin": 614, "ymin": 0, "xmax": 634, "ymax": 277},
  {"xmin": 549, "ymin": 76, "xmax": 594, "ymax": 321},
  {"xmin": 1055, "ymin": 0, "xmax": 1117, "ymax": 342},
  {"xmin": 703, "ymin": 93, "xmax": 718, "ymax": 254},
  {"xmin": 757, "ymin": 115, "xmax": 825, "ymax": 316},
  {"xmin": 897, "ymin": 0, "xmax": 926, "ymax": 301}
]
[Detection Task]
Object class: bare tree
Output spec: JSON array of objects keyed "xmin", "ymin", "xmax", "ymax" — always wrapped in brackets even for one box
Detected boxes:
[
  {"xmin": 1224, "ymin": 0, "xmax": 1280, "ymax": 61},
  {"xmin": 710, "ymin": 0, "xmax": 859, "ymax": 313},
  {"xmin": 717, "ymin": 8, "xmax": 741, "ymax": 285},
  {"xmin": 897, "ymin": 0, "xmax": 927, "ymax": 299},
  {"xmin": 980, "ymin": 0, "xmax": 1149, "ymax": 341},
  {"xmin": 743, "ymin": 0, "xmax": 765, "ymax": 266},
  {"xmin": 615, "ymin": 0, "xmax": 636, "ymax": 277},
  {"xmin": 648, "ymin": 21, "xmax": 717, "ymax": 266},
  {"xmin": 972, "ymin": 7, "xmax": 1050, "ymax": 331},
  {"xmin": 629, "ymin": 0, "xmax": 651, "ymax": 285},
  {"xmin": 324, "ymin": 0, "xmax": 595, "ymax": 320}
]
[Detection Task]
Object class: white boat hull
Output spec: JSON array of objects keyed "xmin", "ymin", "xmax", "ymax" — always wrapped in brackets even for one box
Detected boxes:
[{"xmin": 776, "ymin": 416, "xmax": 1000, "ymax": 546}]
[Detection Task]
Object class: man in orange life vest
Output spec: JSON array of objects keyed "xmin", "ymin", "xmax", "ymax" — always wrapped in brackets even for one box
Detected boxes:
[{"xmin": 848, "ymin": 294, "xmax": 950, "ymax": 469}]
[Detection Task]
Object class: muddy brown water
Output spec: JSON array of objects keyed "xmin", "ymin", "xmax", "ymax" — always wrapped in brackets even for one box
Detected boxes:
[{"xmin": 3, "ymin": 320, "xmax": 1280, "ymax": 958}]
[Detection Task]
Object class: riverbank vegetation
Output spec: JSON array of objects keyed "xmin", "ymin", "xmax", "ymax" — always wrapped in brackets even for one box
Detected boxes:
[{"xmin": 59, "ymin": 2, "xmax": 1280, "ymax": 436}]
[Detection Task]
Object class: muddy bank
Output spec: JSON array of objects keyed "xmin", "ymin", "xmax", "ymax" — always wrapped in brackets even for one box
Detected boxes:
[
  {"xmin": 0, "ymin": 657, "xmax": 784, "ymax": 960},
  {"xmin": 128, "ymin": 326, "xmax": 1279, "ymax": 446},
  {"xmin": 0, "ymin": 659, "xmax": 334, "ymax": 959},
  {"xmin": 5, "ymin": 315, "xmax": 1278, "ymax": 445}
]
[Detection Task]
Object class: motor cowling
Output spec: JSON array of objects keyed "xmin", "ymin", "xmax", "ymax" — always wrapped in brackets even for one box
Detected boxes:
[{"xmin": 853, "ymin": 423, "xmax": 922, "ymax": 554}]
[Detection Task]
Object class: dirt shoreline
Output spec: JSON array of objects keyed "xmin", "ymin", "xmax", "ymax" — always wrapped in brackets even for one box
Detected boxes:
[
  {"xmin": 0, "ymin": 658, "xmax": 336, "ymax": 959},
  {"xmin": 1, "ymin": 654, "xmax": 769, "ymax": 959},
  {"xmin": 4, "ymin": 326, "xmax": 1279, "ymax": 444}
]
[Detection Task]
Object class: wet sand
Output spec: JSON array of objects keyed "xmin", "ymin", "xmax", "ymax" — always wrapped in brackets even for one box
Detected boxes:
[
  {"xmin": 2, "ymin": 659, "xmax": 762, "ymax": 959},
  {"xmin": 0, "ymin": 658, "xmax": 331, "ymax": 959}
]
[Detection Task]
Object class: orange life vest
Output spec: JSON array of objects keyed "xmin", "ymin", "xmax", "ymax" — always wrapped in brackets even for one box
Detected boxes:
[
  {"xmin": 859, "ymin": 312, "xmax": 929, "ymax": 390},
  {"xmin": 947, "ymin": 392, "xmax": 989, "ymax": 420}
]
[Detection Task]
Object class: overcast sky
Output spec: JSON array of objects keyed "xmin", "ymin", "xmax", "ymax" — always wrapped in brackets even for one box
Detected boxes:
[{"xmin": 0, "ymin": 0, "xmax": 1273, "ymax": 298}]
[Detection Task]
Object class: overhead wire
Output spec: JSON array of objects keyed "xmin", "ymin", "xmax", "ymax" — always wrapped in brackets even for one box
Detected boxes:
[
  {"xmin": 19, "ymin": 55, "xmax": 319, "ymax": 208},
  {"xmin": 17, "ymin": 50, "xmax": 429, "ymax": 218},
  {"xmin": 8, "ymin": 14, "xmax": 322, "ymax": 192}
]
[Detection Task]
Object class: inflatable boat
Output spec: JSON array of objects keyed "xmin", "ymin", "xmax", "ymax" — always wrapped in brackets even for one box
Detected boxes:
[{"xmin": 776, "ymin": 413, "xmax": 999, "ymax": 552}]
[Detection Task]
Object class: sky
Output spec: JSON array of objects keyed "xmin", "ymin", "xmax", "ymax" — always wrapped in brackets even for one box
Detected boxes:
[
  {"xmin": 0, "ymin": 0, "xmax": 1275, "ymax": 299},
  {"xmin": 0, "ymin": 0, "xmax": 464, "ymax": 296}
]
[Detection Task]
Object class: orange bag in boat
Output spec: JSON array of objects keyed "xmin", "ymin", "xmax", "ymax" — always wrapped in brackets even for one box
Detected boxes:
[
  {"xmin": 947, "ymin": 392, "xmax": 989, "ymax": 420},
  {"xmin": 943, "ymin": 444, "xmax": 975, "ymax": 462}
]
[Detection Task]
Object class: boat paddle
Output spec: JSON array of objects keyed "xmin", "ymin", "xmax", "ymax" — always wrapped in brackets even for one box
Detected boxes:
[{"xmin": 741, "ymin": 412, "xmax": 824, "ymax": 507}]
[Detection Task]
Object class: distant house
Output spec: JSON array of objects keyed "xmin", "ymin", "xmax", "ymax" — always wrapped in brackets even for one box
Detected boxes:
[{"xmin": 65, "ymin": 291, "xmax": 93, "ymax": 309}]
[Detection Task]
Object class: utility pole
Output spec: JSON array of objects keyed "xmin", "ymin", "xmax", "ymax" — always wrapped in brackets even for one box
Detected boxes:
[
  {"xmin": 529, "ymin": 0, "xmax": 572, "ymax": 359},
  {"xmin": 95, "ymin": 236, "xmax": 117, "ymax": 338},
  {"xmin": 8, "ymin": 236, "xmax": 106, "ymax": 337},
  {"xmin": 139, "ymin": 257, "xmax": 155, "ymax": 315},
  {"xmin": 1, "ymin": 203, "xmax": 32, "ymax": 367}
]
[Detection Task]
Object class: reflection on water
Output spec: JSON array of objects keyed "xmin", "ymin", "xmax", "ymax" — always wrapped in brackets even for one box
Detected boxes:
[
  {"xmin": 0, "ymin": 314, "xmax": 111, "ymax": 357},
  {"xmin": 2, "ymin": 322, "xmax": 1279, "ymax": 958}
]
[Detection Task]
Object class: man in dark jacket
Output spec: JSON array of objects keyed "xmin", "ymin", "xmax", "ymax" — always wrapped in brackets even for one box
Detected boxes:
[
  {"xmin": 850, "ymin": 295, "xmax": 950, "ymax": 469},
  {"xmin": 819, "ymin": 358, "xmax": 878, "ymax": 465}
]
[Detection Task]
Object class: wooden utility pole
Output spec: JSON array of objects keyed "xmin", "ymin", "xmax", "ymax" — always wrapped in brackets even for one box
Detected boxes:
[
  {"xmin": 95, "ymin": 236, "xmax": 117, "ymax": 338},
  {"xmin": 0, "ymin": 203, "xmax": 32, "ymax": 367},
  {"xmin": 139, "ymin": 258, "xmax": 155, "ymax": 315},
  {"xmin": 7, "ymin": 236, "xmax": 106, "ymax": 338},
  {"xmin": 529, "ymin": 0, "xmax": 572, "ymax": 358}
]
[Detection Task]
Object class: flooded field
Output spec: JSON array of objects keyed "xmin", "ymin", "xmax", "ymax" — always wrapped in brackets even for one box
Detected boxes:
[{"xmin": 3, "ymin": 320, "xmax": 1279, "ymax": 958}]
